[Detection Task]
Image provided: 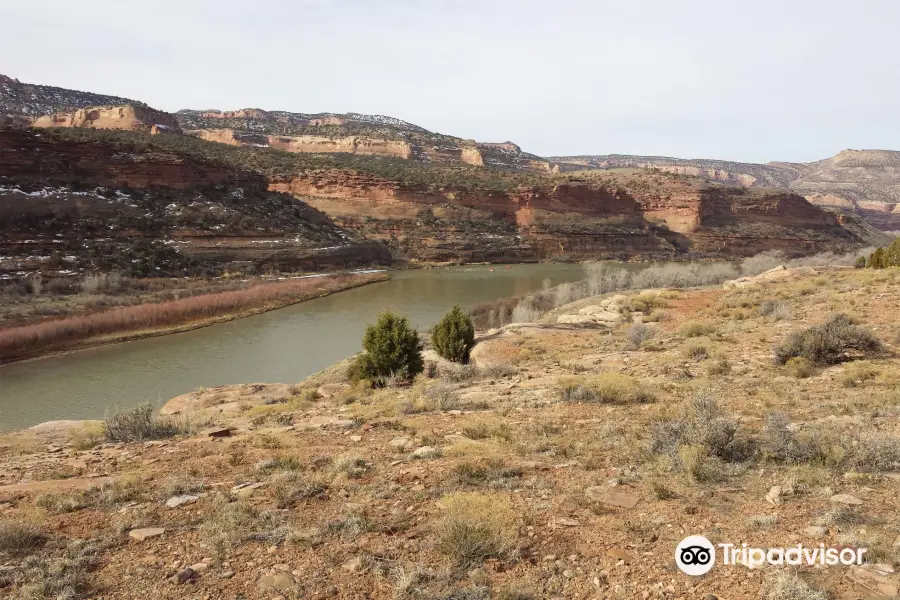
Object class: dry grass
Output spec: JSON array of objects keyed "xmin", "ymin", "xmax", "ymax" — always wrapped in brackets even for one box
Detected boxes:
[
  {"xmin": 103, "ymin": 403, "xmax": 189, "ymax": 442},
  {"xmin": 435, "ymin": 492, "xmax": 518, "ymax": 566},
  {"xmin": 0, "ymin": 520, "xmax": 47, "ymax": 557},
  {"xmin": 763, "ymin": 569, "xmax": 827, "ymax": 600},
  {"xmin": 558, "ymin": 373, "xmax": 656, "ymax": 404}
]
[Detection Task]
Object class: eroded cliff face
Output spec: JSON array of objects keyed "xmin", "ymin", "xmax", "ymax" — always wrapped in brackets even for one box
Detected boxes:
[
  {"xmin": 269, "ymin": 169, "xmax": 882, "ymax": 263},
  {"xmin": 31, "ymin": 105, "xmax": 181, "ymax": 134},
  {"xmin": 0, "ymin": 130, "xmax": 390, "ymax": 276}
]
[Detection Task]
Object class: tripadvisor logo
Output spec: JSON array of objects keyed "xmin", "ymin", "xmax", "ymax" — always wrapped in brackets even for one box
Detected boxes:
[
  {"xmin": 675, "ymin": 535, "xmax": 868, "ymax": 576},
  {"xmin": 675, "ymin": 535, "xmax": 715, "ymax": 576}
]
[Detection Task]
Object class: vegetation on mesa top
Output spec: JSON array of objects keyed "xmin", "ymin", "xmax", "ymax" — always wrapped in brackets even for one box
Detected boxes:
[
  {"xmin": 0, "ymin": 74, "xmax": 148, "ymax": 117},
  {"xmin": 28, "ymin": 128, "xmax": 566, "ymax": 193}
]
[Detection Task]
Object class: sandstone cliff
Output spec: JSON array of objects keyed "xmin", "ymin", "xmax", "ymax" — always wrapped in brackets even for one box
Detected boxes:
[
  {"xmin": 176, "ymin": 108, "xmax": 551, "ymax": 172},
  {"xmin": 552, "ymin": 151, "xmax": 900, "ymax": 231},
  {"xmin": 0, "ymin": 129, "xmax": 390, "ymax": 277},
  {"xmin": 31, "ymin": 105, "xmax": 180, "ymax": 134}
]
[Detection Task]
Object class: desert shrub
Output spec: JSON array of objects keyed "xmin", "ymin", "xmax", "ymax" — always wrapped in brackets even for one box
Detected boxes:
[
  {"xmin": 774, "ymin": 313, "xmax": 884, "ymax": 366},
  {"xmin": 558, "ymin": 373, "xmax": 656, "ymax": 404},
  {"xmin": 625, "ymin": 323, "xmax": 655, "ymax": 350},
  {"xmin": 837, "ymin": 361, "xmax": 880, "ymax": 388},
  {"xmin": 103, "ymin": 403, "xmax": 185, "ymax": 442},
  {"xmin": 432, "ymin": 305, "xmax": 475, "ymax": 364},
  {"xmin": 684, "ymin": 343, "xmax": 709, "ymax": 361},
  {"xmin": 200, "ymin": 499, "xmax": 283, "ymax": 560},
  {"xmin": 9, "ymin": 539, "xmax": 103, "ymax": 600},
  {"xmin": 763, "ymin": 414, "xmax": 900, "ymax": 471},
  {"xmin": 678, "ymin": 444, "xmax": 726, "ymax": 483},
  {"xmin": 436, "ymin": 492, "xmax": 518, "ymax": 565},
  {"xmin": 424, "ymin": 383, "xmax": 461, "ymax": 411},
  {"xmin": 762, "ymin": 569, "xmax": 826, "ymax": 600},
  {"xmin": 462, "ymin": 420, "xmax": 512, "ymax": 442},
  {"xmin": 35, "ymin": 492, "xmax": 87, "ymax": 514},
  {"xmin": 758, "ymin": 299, "xmax": 792, "ymax": 321},
  {"xmin": 645, "ymin": 308, "xmax": 669, "ymax": 322},
  {"xmin": 270, "ymin": 471, "xmax": 326, "ymax": 508},
  {"xmin": 650, "ymin": 389, "xmax": 741, "ymax": 461},
  {"xmin": 0, "ymin": 521, "xmax": 46, "ymax": 557},
  {"xmin": 784, "ymin": 357, "xmax": 815, "ymax": 378},
  {"xmin": 69, "ymin": 423, "xmax": 104, "ymax": 451},
  {"xmin": 706, "ymin": 357, "xmax": 731, "ymax": 376},
  {"xmin": 348, "ymin": 311, "xmax": 423, "ymax": 386},
  {"xmin": 332, "ymin": 454, "xmax": 369, "ymax": 479},
  {"xmin": 679, "ymin": 321, "xmax": 716, "ymax": 338}
]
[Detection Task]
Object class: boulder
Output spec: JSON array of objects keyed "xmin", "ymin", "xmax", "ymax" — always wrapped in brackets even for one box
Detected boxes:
[{"xmin": 128, "ymin": 528, "xmax": 165, "ymax": 541}]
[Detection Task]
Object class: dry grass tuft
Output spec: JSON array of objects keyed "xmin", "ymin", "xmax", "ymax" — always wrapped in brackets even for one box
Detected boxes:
[
  {"xmin": 436, "ymin": 492, "xmax": 518, "ymax": 566},
  {"xmin": 558, "ymin": 373, "xmax": 656, "ymax": 404},
  {"xmin": 0, "ymin": 520, "xmax": 47, "ymax": 557},
  {"xmin": 763, "ymin": 569, "xmax": 826, "ymax": 600}
]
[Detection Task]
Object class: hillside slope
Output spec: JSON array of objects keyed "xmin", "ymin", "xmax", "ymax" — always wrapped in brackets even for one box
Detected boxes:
[
  {"xmin": 0, "ymin": 129, "xmax": 390, "ymax": 278},
  {"xmin": 554, "ymin": 152, "xmax": 900, "ymax": 230},
  {"xmin": 176, "ymin": 109, "xmax": 555, "ymax": 171}
]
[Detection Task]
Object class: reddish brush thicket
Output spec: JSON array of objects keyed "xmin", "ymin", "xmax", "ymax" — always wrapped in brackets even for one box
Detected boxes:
[{"xmin": 0, "ymin": 273, "xmax": 382, "ymax": 362}]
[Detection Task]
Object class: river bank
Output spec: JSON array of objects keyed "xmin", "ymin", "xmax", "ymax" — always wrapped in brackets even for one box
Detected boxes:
[{"xmin": 0, "ymin": 271, "xmax": 388, "ymax": 364}]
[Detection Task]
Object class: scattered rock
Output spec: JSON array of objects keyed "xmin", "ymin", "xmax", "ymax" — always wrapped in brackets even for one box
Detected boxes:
[
  {"xmin": 128, "ymin": 528, "xmax": 165, "ymax": 541},
  {"xmin": 847, "ymin": 564, "xmax": 900, "ymax": 597},
  {"xmin": 605, "ymin": 549, "xmax": 637, "ymax": 563},
  {"xmin": 804, "ymin": 526, "xmax": 828, "ymax": 537},
  {"xmin": 190, "ymin": 563, "xmax": 208, "ymax": 573},
  {"xmin": 258, "ymin": 573, "xmax": 298, "ymax": 594},
  {"xmin": 585, "ymin": 486, "xmax": 640, "ymax": 509},
  {"xmin": 411, "ymin": 446, "xmax": 439, "ymax": 459},
  {"xmin": 342, "ymin": 557, "xmax": 363, "ymax": 572},
  {"xmin": 317, "ymin": 383, "xmax": 350, "ymax": 398},
  {"xmin": 830, "ymin": 493, "xmax": 863, "ymax": 506},
  {"xmin": 165, "ymin": 494, "xmax": 199, "ymax": 508},
  {"xmin": 170, "ymin": 566, "xmax": 196, "ymax": 584}
]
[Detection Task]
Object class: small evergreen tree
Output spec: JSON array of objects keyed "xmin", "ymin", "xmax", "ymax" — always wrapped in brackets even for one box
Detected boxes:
[
  {"xmin": 867, "ymin": 247, "xmax": 886, "ymax": 269},
  {"xmin": 432, "ymin": 305, "xmax": 476, "ymax": 364},
  {"xmin": 348, "ymin": 311, "xmax": 423, "ymax": 385}
]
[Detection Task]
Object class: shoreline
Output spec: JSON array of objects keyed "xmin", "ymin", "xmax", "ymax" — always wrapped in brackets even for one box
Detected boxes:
[{"xmin": 0, "ymin": 271, "xmax": 389, "ymax": 366}]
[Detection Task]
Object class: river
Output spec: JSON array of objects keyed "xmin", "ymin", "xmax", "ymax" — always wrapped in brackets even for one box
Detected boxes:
[{"xmin": 0, "ymin": 264, "xmax": 586, "ymax": 430}]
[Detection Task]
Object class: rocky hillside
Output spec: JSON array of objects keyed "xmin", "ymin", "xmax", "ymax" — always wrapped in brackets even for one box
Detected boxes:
[
  {"xmin": 790, "ymin": 150, "xmax": 900, "ymax": 230},
  {"xmin": 0, "ymin": 74, "xmax": 553, "ymax": 171},
  {"xmin": 6, "ymin": 128, "xmax": 884, "ymax": 267},
  {"xmin": 0, "ymin": 129, "xmax": 390, "ymax": 278},
  {"xmin": 0, "ymin": 73, "xmax": 890, "ymax": 266},
  {"xmin": 176, "ymin": 109, "xmax": 555, "ymax": 172},
  {"xmin": 555, "ymin": 152, "xmax": 900, "ymax": 231},
  {"xmin": 0, "ymin": 75, "xmax": 177, "ymax": 134},
  {"xmin": 554, "ymin": 154, "xmax": 798, "ymax": 188}
]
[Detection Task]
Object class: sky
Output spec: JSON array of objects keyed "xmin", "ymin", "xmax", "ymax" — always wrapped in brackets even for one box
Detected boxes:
[{"xmin": 2, "ymin": 0, "xmax": 899, "ymax": 163}]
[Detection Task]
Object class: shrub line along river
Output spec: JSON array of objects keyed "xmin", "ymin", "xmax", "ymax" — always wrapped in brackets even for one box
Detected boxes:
[{"xmin": 0, "ymin": 264, "xmax": 588, "ymax": 430}]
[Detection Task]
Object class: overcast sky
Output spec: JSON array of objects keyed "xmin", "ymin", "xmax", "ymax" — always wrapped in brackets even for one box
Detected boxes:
[{"xmin": 3, "ymin": 0, "xmax": 898, "ymax": 163}]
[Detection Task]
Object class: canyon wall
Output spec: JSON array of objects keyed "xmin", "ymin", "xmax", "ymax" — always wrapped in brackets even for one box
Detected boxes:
[{"xmin": 31, "ymin": 105, "xmax": 181, "ymax": 134}]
